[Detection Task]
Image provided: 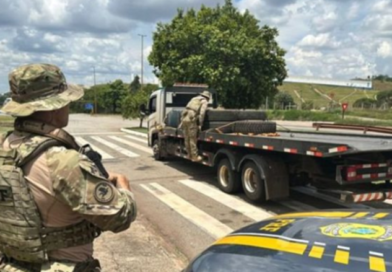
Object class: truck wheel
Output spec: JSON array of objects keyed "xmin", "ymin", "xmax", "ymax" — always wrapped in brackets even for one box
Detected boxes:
[
  {"xmin": 152, "ymin": 139, "xmax": 164, "ymax": 161},
  {"xmin": 241, "ymin": 161, "xmax": 265, "ymax": 202},
  {"xmin": 217, "ymin": 159, "xmax": 240, "ymax": 194}
]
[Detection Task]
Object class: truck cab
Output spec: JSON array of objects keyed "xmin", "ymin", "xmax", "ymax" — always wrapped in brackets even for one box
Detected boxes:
[{"xmin": 146, "ymin": 84, "xmax": 217, "ymax": 147}]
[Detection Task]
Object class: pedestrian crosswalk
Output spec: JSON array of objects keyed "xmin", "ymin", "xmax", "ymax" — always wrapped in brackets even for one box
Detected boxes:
[
  {"xmin": 141, "ymin": 183, "xmax": 234, "ymax": 238},
  {"xmin": 74, "ymin": 134, "xmax": 151, "ymax": 159},
  {"xmin": 90, "ymin": 136, "xmax": 140, "ymax": 158},
  {"xmin": 140, "ymin": 179, "xmax": 328, "ymax": 239},
  {"xmin": 75, "ymin": 137, "xmax": 114, "ymax": 159}
]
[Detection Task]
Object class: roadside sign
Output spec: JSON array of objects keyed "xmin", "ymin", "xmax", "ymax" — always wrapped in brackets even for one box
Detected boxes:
[
  {"xmin": 341, "ymin": 102, "xmax": 348, "ymax": 119},
  {"xmin": 85, "ymin": 103, "xmax": 93, "ymax": 110}
]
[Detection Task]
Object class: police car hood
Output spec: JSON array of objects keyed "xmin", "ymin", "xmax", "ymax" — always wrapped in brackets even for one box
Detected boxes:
[{"xmin": 195, "ymin": 211, "xmax": 392, "ymax": 272}]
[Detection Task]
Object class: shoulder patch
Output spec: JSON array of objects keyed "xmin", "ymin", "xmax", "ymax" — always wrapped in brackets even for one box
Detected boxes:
[{"xmin": 94, "ymin": 182, "xmax": 115, "ymax": 204}]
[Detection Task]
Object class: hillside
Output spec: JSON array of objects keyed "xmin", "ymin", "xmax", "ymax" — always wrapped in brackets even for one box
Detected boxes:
[{"xmin": 278, "ymin": 80, "xmax": 390, "ymax": 109}]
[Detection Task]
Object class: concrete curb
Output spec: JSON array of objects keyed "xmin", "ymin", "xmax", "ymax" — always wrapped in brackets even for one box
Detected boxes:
[{"xmin": 120, "ymin": 128, "xmax": 148, "ymax": 138}]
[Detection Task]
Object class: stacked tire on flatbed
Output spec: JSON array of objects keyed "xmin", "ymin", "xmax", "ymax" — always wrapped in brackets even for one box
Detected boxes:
[{"xmin": 165, "ymin": 109, "xmax": 276, "ymax": 134}]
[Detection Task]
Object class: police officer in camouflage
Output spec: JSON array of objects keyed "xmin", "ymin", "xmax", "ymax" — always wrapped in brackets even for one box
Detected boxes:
[
  {"xmin": 180, "ymin": 91, "xmax": 210, "ymax": 162},
  {"xmin": 0, "ymin": 64, "xmax": 137, "ymax": 272}
]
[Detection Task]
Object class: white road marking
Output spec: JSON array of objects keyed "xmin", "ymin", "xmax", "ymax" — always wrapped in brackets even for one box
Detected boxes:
[
  {"xmin": 124, "ymin": 135, "xmax": 148, "ymax": 144},
  {"xmin": 141, "ymin": 183, "xmax": 233, "ymax": 239},
  {"xmin": 109, "ymin": 136, "xmax": 152, "ymax": 155},
  {"xmin": 75, "ymin": 137, "xmax": 114, "ymax": 160},
  {"xmin": 179, "ymin": 179, "xmax": 274, "ymax": 221},
  {"xmin": 384, "ymin": 199, "xmax": 392, "ymax": 205},
  {"xmin": 90, "ymin": 136, "xmax": 139, "ymax": 158}
]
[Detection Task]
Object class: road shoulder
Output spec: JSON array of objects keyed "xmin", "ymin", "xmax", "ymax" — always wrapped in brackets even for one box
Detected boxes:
[{"xmin": 94, "ymin": 213, "xmax": 188, "ymax": 272}]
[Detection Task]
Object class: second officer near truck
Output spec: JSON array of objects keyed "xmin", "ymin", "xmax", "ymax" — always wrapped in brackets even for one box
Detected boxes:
[{"xmin": 179, "ymin": 90, "xmax": 211, "ymax": 162}]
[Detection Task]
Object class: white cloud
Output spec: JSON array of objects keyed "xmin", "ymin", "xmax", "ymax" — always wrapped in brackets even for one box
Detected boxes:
[
  {"xmin": 377, "ymin": 41, "xmax": 392, "ymax": 58},
  {"xmin": 372, "ymin": 0, "xmax": 391, "ymax": 12},
  {"xmin": 298, "ymin": 33, "xmax": 341, "ymax": 49},
  {"xmin": 0, "ymin": 0, "xmax": 392, "ymax": 93}
]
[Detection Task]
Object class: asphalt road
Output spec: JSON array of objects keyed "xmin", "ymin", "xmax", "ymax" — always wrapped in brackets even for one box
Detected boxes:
[{"xmin": 65, "ymin": 114, "xmax": 392, "ymax": 271}]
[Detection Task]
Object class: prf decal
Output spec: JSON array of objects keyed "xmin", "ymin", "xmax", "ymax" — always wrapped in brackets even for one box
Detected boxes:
[
  {"xmin": 260, "ymin": 219, "xmax": 296, "ymax": 232},
  {"xmin": 321, "ymin": 223, "xmax": 392, "ymax": 242}
]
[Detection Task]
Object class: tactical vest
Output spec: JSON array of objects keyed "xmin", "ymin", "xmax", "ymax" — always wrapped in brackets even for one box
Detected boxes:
[
  {"xmin": 186, "ymin": 96, "xmax": 205, "ymax": 114},
  {"xmin": 0, "ymin": 129, "xmax": 100, "ymax": 264}
]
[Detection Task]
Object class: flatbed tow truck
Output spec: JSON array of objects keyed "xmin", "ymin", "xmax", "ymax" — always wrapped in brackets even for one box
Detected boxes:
[{"xmin": 143, "ymin": 84, "xmax": 392, "ymax": 204}]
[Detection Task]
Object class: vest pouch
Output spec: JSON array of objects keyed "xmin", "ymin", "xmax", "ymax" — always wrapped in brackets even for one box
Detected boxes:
[{"xmin": 0, "ymin": 164, "xmax": 47, "ymax": 263}]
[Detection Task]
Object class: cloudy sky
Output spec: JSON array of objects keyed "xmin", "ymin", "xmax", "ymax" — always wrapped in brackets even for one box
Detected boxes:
[{"xmin": 0, "ymin": 0, "xmax": 391, "ymax": 93}]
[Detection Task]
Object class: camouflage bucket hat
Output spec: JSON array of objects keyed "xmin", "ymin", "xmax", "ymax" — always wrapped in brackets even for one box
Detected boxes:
[
  {"xmin": 200, "ymin": 90, "xmax": 211, "ymax": 99},
  {"xmin": 2, "ymin": 63, "xmax": 84, "ymax": 117}
]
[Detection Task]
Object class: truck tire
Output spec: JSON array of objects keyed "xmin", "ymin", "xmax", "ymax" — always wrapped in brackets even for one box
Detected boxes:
[
  {"xmin": 237, "ymin": 111, "xmax": 267, "ymax": 121},
  {"xmin": 234, "ymin": 121, "xmax": 276, "ymax": 134},
  {"xmin": 205, "ymin": 110, "xmax": 238, "ymax": 122},
  {"xmin": 205, "ymin": 110, "xmax": 267, "ymax": 122},
  {"xmin": 241, "ymin": 161, "xmax": 265, "ymax": 201},
  {"xmin": 217, "ymin": 159, "xmax": 240, "ymax": 194},
  {"xmin": 165, "ymin": 110, "xmax": 182, "ymax": 128},
  {"xmin": 152, "ymin": 139, "xmax": 164, "ymax": 161},
  {"xmin": 202, "ymin": 121, "xmax": 232, "ymax": 130}
]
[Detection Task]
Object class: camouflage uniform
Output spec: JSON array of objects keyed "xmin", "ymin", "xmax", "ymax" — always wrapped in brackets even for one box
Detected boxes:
[
  {"xmin": 0, "ymin": 64, "xmax": 137, "ymax": 272},
  {"xmin": 180, "ymin": 91, "xmax": 210, "ymax": 161}
]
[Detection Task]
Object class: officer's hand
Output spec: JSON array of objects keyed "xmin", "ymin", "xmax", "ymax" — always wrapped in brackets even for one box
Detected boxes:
[
  {"xmin": 108, "ymin": 172, "xmax": 131, "ymax": 191},
  {"xmin": 198, "ymin": 126, "xmax": 202, "ymax": 131}
]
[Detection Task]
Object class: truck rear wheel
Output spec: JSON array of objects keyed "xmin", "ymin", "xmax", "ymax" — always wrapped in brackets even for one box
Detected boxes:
[
  {"xmin": 241, "ymin": 161, "xmax": 265, "ymax": 202},
  {"xmin": 152, "ymin": 139, "xmax": 164, "ymax": 161},
  {"xmin": 217, "ymin": 159, "xmax": 240, "ymax": 194}
]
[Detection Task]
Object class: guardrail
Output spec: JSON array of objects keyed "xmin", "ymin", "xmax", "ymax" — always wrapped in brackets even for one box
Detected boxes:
[{"xmin": 312, "ymin": 123, "xmax": 392, "ymax": 135}]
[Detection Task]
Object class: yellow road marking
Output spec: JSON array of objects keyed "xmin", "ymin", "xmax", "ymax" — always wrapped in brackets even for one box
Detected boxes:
[
  {"xmin": 372, "ymin": 213, "xmax": 389, "ymax": 219},
  {"xmin": 334, "ymin": 249, "xmax": 350, "ymax": 265},
  {"xmin": 273, "ymin": 212, "xmax": 354, "ymax": 219},
  {"xmin": 369, "ymin": 256, "xmax": 386, "ymax": 272},
  {"xmin": 309, "ymin": 245, "xmax": 325, "ymax": 259},
  {"xmin": 215, "ymin": 235, "xmax": 307, "ymax": 255},
  {"xmin": 350, "ymin": 212, "xmax": 369, "ymax": 218}
]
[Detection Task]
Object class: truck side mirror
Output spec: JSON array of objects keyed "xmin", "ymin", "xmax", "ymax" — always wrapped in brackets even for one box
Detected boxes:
[{"xmin": 139, "ymin": 104, "xmax": 147, "ymax": 115}]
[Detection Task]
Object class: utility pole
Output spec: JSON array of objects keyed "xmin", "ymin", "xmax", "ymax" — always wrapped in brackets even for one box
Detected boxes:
[
  {"xmin": 138, "ymin": 34, "xmax": 146, "ymax": 87},
  {"xmin": 93, "ymin": 66, "xmax": 97, "ymax": 114}
]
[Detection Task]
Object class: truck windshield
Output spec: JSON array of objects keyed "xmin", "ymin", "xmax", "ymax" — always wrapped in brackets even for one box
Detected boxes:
[
  {"xmin": 166, "ymin": 92, "xmax": 214, "ymax": 107},
  {"xmin": 171, "ymin": 93, "xmax": 197, "ymax": 107}
]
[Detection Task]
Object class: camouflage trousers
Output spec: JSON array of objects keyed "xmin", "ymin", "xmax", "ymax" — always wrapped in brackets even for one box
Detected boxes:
[
  {"xmin": 0, "ymin": 258, "xmax": 100, "ymax": 272},
  {"xmin": 181, "ymin": 120, "xmax": 199, "ymax": 160}
]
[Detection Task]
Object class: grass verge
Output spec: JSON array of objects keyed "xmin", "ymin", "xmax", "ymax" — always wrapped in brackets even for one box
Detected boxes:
[
  {"xmin": 125, "ymin": 127, "xmax": 148, "ymax": 134},
  {"xmin": 267, "ymin": 110, "xmax": 392, "ymax": 127}
]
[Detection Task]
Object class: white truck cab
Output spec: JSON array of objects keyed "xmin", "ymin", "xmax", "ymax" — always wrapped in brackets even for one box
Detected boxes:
[{"xmin": 144, "ymin": 84, "xmax": 217, "ymax": 147}]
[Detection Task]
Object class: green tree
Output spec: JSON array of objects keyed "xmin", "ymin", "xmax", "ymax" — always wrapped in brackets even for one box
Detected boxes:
[
  {"xmin": 148, "ymin": 0, "xmax": 287, "ymax": 109},
  {"xmin": 376, "ymin": 90, "xmax": 392, "ymax": 108},
  {"xmin": 274, "ymin": 92, "xmax": 295, "ymax": 109},
  {"xmin": 122, "ymin": 84, "xmax": 159, "ymax": 127},
  {"xmin": 104, "ymin": 80, "xmax": 128, "ymax": 113},
  {"xmin": 353, "ymin": 98, "xmax": 377, "ymax": 109},
  {"xmin": 0, "ymin": 92, "xmax": 10, "ymax": 106},
  {"xmin": 130, "ymin": 75, "xmax": 141, "ymax": 93}
]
